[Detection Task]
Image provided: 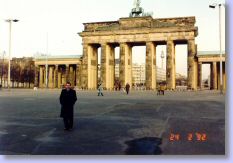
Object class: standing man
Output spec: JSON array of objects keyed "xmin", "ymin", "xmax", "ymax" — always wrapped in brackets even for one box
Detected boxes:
[
  {"xmin": 125, "ymin": 83, "xmax": 130, "ymax": 95},
  {"xmin": 97, "ymin": 83, "xmax": 104, "ymax": 96},
  {"xmin": 59, "ymin": 82, "xmax": 77, "ymax": 131}
]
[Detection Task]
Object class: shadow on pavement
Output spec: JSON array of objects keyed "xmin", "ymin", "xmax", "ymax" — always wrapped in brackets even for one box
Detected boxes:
[{"xmin": 125, "ymin": 137, "xmax": 162, "ymax": 155}]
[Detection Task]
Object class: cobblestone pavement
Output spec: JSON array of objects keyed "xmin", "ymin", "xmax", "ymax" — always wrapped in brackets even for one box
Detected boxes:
[{"xmin": 0, "ymin": 89, "xmax": 225, "ymax": 155}]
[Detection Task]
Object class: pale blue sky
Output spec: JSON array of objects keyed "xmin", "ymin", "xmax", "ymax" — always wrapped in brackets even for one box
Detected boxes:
[{"xmin": 0, "ymin": 0, "xmax": 226, "ymax": 78}]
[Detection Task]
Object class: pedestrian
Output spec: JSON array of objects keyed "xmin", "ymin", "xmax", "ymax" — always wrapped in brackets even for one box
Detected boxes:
[
  {"xmin": 157, "ymin": 82, "xmax": 165, "ymax": 95},
  {"xmin": 59, "ymin": 82, "xmax": 77, "ymax": 131},
  {"xmin": 125, "ymin": 83, "xmax": 130, "ymax": 95},
  {"xmin": 98, "ymin": 83, "xmax": 104, "ymax": 96},
  {"xmin": 114, "ymin": 82, "xmax": 118, "ymax": 91}
]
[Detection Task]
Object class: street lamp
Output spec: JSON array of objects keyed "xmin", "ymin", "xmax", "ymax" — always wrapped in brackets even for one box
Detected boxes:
[
  {"xmin": 209, "ymin": 3, "xmax": 225, "ymax": 94},
  {"xmin": 5, "ymin": 19, "xmax": 19, "ymax": 89}
]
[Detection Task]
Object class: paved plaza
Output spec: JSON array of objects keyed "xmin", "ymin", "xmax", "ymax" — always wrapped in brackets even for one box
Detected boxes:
[{"xmin": 0, "ymin": 89, "xmax": 225, "ymax": 155}]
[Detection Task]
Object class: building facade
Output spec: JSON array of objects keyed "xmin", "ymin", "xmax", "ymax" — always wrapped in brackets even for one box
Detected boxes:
[
  {"xmin": 1, "ymin": 51, "xmax": 225, "ymax": 91},
  {"xmin": 34, "ymin": 55, "xmax": 82, "ymax": 89},
  {"xmin": 197, "ymin": 51, "xmax": 226, "ymax": 90},
  {"xmin": 79, "ymin": 16, "xmax": 198, "ymax": 90},
  {"xmin": 33, "ymin": 50, "xmax": 226, "ymax": 91}
]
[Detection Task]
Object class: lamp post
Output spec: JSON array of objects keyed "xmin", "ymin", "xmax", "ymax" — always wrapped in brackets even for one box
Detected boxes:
[
  {"xmin": 5, "ymin": 19, "xmax": 19, "ymax": 89},
  {"xmin": 209, "ymin": 3, "xmax": 225, "ymax": 94}
]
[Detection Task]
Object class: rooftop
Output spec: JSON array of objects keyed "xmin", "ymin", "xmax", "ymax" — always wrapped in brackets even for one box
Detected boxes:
[
  {"xmin": 197, "ymin": 51, "xmax": 226, "ymax": 56},
  {"xmin": 35, "ymin": 55, "xmax": 82, "ymax": 60}
]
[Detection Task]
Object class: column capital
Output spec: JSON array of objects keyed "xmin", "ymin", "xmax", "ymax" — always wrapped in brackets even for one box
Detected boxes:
[
  {"xmin": 167, "ymin": 39, "xmax": 174, "ymax": 44},
  {"xmin": 146, "ymin": 41, "xmax": 153, "ymax": 46},
  {"xmin": 119, "ymin": 42, "xmax": 127, "ymax": 46},
  {"xmin": 101, "ymin": 43, "xmax": 108, "ymax": 46},
  {"xmin": 82, "ymin": 43, "xmax": 89, "ymax": 47},
  {"xmin": 187, "ymin": 39, "xmax": 195, "ymax": 43}
]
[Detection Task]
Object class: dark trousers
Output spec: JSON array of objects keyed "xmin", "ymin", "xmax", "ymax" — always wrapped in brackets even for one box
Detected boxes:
[
  {"xmin": 157, "ymin": 90, "xmax": 165, "ymax": 95},
  {"xmin": 98, "ymin": 92, "xmax": 104, "ymax": 96},
  {"xmin": 63, "ymin": 116, "xmax": 73, "ymax": 129}
]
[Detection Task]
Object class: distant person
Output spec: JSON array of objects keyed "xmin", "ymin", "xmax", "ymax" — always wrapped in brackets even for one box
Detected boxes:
[
  {"xmin": 59, "ymin": 82, "xmax": 77, "ymax": 131},
  {"xmin": 119, "ymin": 83, "xmax": 122, "ymax": 91},
  {"xmin": 125, "ymin": 83, "xmax": 130, "ymax": 95},
  {"xmin": 115, "ymin": 84, "xmax": 118, "ymax": 91},
  {"xmin": 98, "ymin": 83, "xmax": 104, "ymax": 96},
  {"xmin": 157, "ymin": 83, "xmax": 165, "ymax": 95},
  {"xmin": 114, "ymin": 82, "xmax": 118, "ymax": 91}
]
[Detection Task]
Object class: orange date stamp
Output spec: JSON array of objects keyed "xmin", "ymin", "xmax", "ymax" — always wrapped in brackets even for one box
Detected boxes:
[{"xmin": 169, "ymin": 132, "xmax": 207, "ymax": 142}]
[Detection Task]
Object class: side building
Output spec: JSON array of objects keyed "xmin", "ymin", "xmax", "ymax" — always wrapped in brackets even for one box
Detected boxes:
[
  {"xmin": 34, "ymin": 55, "xmax": 82, "ymax": 89},
  {"xmin": 197, "ymin": 51, "xmax": 226, "ymax": 90}
]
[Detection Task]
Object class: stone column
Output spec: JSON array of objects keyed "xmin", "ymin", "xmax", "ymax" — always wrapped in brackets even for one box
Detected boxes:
[
  {"xmin": 90, "ymin": 46, "xmax": 98, "ymax": 89},
  {"xmin": 195, "ymin": 44, "xmax": 199, "ymax": 90},
  {"xmin": 101, "ymin": 43, "xmax": 108, "ymax": 90},
  {"xmin": 101, "ymin": 43, "xmax": 115, "ymax": 90},
  {"xmin": 119, "ymin": 43, "xmax": 131, "ymax": 87},
  {"xmin": 65, "ymin": 64, "xmax": 69, "ymax": 83},
  {"xmin": 187, "ymin": 39, "xmax": 197, "ymax": 90},
  {"xmin": 75, "ymin": 65, "xmax": 79, "ymax": 87},
  {"xmin": 69, "ymin": 66, "xmax": 74, "ymax": 86},
  {"xmin": 81, "ymin": 44, "xmax": 98, "ymax": 90},
  {"xmin": 223, "ymin": 62, "xmax": 226, "ymax": 91},
  {"xmin": 109, "ymin": 45, "xmax": 115, "ymax": 90},
  {"xmin": 81, "ymin": 44, "xmax": 88, "ymax": 89},
  {"xmin": 166, "ymin": 40, "xmax": 176, "ymax": 90},
  {"xmin": 54, "ymin": 65, "xmax": 58, "ymax": 88},
  {"xmin": 217, "ymin": 62, "xmax": 220, "ymax": 90},
  {"xmin": 34, "ymin": 66, "xmax": 39, "ymax": 87},
  {"xmin": 128, "ymin": 45, "xmax": 132, "ymax": 88},
  {"xmin": 198, "ymin": 62, "xmax": 202, "ymax": 89},
  {"xmin": 212, "ymin": 62, "xmax": 218, "ymax": 90},
  {"xmin": 210, "ymin": 63, "xmax": 213, "ymax": 89},
  {"xmin": 43, "ymin": 66, "xmax": 46, "ymax": 88},
  {"xmin": 146, "ymin": 42, "xmax": 156, "ymax": 90},
  {"xmin": 39, "ymin": 66, "xmax": 43, "ymax": 88},
  {"xmin": 48, "ymin": 66, "xmax": 53, "ymax": 88},
  {"xmin": 217, "ymin": 62, "xmax": 226, "ymax": 91},
  {"xmin": 73, "ymin": 66, "xmax": 76, "ymax": 86},
  {"xmin": 58, "ymin": 67, "xmax": 62, "ymax": 89}
]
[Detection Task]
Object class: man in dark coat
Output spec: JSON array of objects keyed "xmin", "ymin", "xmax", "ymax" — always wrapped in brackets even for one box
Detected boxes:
[
  {"xmin": 59, "ymin": 82, "xmax": 77, "ymax": 131},
  {"xmin": 125, "ymin": 83, "xmax": 130, "ymax": 95}
]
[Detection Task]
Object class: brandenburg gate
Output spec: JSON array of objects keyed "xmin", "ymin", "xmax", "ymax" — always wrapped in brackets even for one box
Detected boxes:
[{"xmin": 79, "ymin": 16, "xmax": 199, "ymax": 90}]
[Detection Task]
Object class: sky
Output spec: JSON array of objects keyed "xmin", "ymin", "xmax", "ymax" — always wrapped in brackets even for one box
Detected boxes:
[{"xmin": 0, "ymin": 0, "xmax": 226, "ymax": 79}]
